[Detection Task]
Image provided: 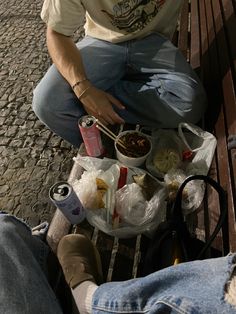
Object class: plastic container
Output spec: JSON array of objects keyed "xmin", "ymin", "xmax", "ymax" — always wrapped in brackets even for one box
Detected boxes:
[{"xmin": 115, "ymin": 130, "xmax": 152, "ymax": 167}]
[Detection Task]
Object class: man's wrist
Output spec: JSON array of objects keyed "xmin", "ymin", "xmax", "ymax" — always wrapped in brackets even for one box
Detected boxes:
[
  {"xmin": 71, "ymin": 78, "xmax": 88, "ymax": 90},
  {"xmin": 73, "ymin": 80, "xmax": 93, "ymax": 100}
]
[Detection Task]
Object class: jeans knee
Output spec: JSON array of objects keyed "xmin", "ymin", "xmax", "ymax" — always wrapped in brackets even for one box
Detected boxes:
[
  {"xmin": 32, "ymin": 85, "xmax": 51, "ymax": 123},
  {"xmin": 0, "ymin": 214, "xmax": 29, "ymax": 238}
]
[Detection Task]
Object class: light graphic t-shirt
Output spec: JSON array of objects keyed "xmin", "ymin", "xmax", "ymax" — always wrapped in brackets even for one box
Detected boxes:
[{"xmin": 41, "ymin": 0, "xmax": 184, "ymax": 43}]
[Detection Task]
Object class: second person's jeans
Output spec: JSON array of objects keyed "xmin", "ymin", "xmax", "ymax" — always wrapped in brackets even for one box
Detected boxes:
[
  {"xmin": 0, "ymin": 213, "xmax": 236, "ymax": 313},
  {"xmin": 32, "ymin": 33, "xmax": 207, "ymax": 147}
]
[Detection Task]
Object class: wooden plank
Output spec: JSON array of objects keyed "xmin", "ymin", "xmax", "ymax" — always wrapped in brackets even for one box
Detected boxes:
[
  {"xmin": 190, "ymin": 0, "xmax": 201, "ymax": 70},
  {"xmin": 111, "ymin": 237, "xmax": 137, "ymax": 281},
  {"xmin": 199, "ymin": 1, "xmax": 209, "ymax": 61},
  {"xmin": 221, "ymin": 0, "xmax": 236, "ymax": 75},
  {"xmin": 213, "ymin": 0, "xmax": 236, "ymax": 136},
  {"xmin": 212, "ymin": 0, "xmax": 236, "ymax": 251},
  {"xmin": 202, "ymin": 1, "xmax": 223, "ymax": 251},
  {"xmin": 191, "ymin": 0, "xmax": 223, "ymax": 253},
  {"xmin": 206, "ymin": 158, "xmax": 226, "ymax": 252},
  {"xmin": 178, "ymin": 0, "xmax": 190, "ymax": 59},
  {"xmin": 203, "ymin": 0, "xmax": 222, "ymax": 131},
  {"xmin": 95, "ymin": 230, "xmax": 115, "ymax": 281},
  {"xmin": 136, "ymin": 235, "xmax": 151, "ymax": 276}
]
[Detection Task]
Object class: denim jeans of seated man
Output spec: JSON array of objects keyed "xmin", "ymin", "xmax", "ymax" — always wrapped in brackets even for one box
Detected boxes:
[
  {"xmin": 0, "ymin": 213, "xmax": 235, "ymax": 314},
  {"xmin": 32, "ymin": 33, "xmax": 207, "ymax": 147}
]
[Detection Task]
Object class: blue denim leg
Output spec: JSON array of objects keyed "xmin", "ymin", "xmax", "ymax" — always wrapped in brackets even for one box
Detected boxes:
[
  {"xmin": 33, "ymin": 34, "xmax": 206, "ymax": 147},
  {"xmin": 110, "ymin": 34, "xmax": 207, "ymax": 126},
  {"xmin": 32, "ymin": 36, "xmax": 126, "ymax": 147},
  {"xmin": 92, "ymin": 254, "xmax": 236, "ymax": 314},
  {"xmin": 0, "ymin": 214, "xmax": 63, "ymax": 314}
]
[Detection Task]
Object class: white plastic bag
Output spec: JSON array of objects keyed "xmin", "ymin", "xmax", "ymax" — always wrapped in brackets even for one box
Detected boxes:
[
  {"xmin": 146, "ymin": 123, "xmax": 217, "ymax": 213},
  {"xmin": 86, "ymin": 187, "xmax": 167, "ymax": 238},
  {"xmin": 72, "ymin": 155, "xmax": 167, "ymax": 238},
  {"xmin": 146, "ymin": 123, "xmax": 217, "ymax": 178},
  {"xmin": 178, "ymin": 122, "xmax": 217, "ymax": 175}
]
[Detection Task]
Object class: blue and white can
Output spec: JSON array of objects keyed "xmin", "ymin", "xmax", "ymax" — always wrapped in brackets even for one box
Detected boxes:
[{"xmin": 49, "ymin": 181, "xmax": 85, "ymax": 224}]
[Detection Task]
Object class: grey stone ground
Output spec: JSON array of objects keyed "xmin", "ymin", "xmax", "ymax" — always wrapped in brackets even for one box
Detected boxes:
[{"xmin": 0, "ymin": 0, "xmax": 80, "ymax": 226}]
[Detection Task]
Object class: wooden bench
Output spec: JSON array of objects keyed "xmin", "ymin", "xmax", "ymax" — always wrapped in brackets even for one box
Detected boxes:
[{"xmin": 46, "ymin": 0, "xmax": 236, "ymax": 282}]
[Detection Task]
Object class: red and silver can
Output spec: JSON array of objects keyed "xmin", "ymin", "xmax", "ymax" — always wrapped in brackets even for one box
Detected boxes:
[
  {"xmin": 49, "ymin": 181, "xmax": 85, "ymax": 224},
  {"xmin": 78, "ymin": 115, "xmax": 104, "ymax": 157}
]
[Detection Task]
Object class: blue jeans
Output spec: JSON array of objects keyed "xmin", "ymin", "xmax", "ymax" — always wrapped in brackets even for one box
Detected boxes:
[
  {"xmin": 32, "ymin": 34, "xmax": 207, "ymax": 147},
  {"xmin": 1, "ymin": 214, "xmax": 236, "ymax": 314},
  {"xmin": 93, "ymin": 257, "xmax": 236, "ymax": 314},
  {"xmin": 0, "ymin": 214, "xmax": 63, "ymax": 314}
]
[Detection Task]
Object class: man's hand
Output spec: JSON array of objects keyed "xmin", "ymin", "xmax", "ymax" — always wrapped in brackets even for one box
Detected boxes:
[
  {"xmin": 46, "ymin": 28, "xmax": 124, "ymax": 125},
  {"xmin": 75, "ymin": 84, "xmax": 125, "ymax": 125}
]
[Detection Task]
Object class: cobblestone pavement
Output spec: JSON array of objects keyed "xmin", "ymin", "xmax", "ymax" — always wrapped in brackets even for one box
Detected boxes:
[{"xmin": 0, "ymin": 0, "xmax": 81, "ymax": 226}]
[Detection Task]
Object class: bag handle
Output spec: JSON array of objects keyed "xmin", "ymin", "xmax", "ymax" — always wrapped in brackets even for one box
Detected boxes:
[
  {"xmin": 171, "ymin": 175, "xmax": 228, "ymax": 258},
  {"xmin": 178, "ymin": 123, "xmax": 216, "ymax": 152}
]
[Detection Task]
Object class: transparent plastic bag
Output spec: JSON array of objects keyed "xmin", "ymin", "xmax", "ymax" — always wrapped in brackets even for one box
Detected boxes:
[
  {"xmin": 86, "ymin": 187, "xmax": 167, "ymax": 238},
  {"xmin": 146, "ymin": 123, "xmax": 217, "ymax": 179},
  {"xmin": 146, "ymin": 123, "xmax": 217, "ymax": 214},
  {"xmin": 72, "ymin": 160, "xmax": 120, "ymax": 210},
  {"xmin": 72, "ymin": 155, "xmax": 167, "ymax": 238},
  {"xmin": 164, "ymin": 168, "xmax": 205, "ymax": 215},
  {"xmin": 146, "ymin": 129, "xmax": 184, "ymax": 178},
  {"xmin": 178, "ymin": 122, "xmax": 217, "ymax": 175}
]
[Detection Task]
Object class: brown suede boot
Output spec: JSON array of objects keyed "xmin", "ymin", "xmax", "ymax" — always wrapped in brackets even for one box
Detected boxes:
[{"xmin": 57, "ymin": 234, "xmax": 103, "ymax": 289}]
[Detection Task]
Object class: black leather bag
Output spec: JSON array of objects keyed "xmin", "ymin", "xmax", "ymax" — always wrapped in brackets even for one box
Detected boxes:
[{"xmin": 142, "ymin": 175, "xmax": 228, "ymax": 276}]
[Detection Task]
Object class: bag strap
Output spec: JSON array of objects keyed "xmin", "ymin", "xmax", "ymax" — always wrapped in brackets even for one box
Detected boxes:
[{"xmin": 171, "ymin": 175, "xmax": 228, "ymax": 258}]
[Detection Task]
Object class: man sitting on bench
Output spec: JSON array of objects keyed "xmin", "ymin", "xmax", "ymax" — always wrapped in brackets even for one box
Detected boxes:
[{"xmin": 32, "ymin": 0, "xmax": 207, "ymax": 148}]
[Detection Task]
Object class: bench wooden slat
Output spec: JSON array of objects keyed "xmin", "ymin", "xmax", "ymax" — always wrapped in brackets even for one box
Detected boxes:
[
  {"xmin": 221, "ymin": 0, "xmax": 236, "ymax": 75},
  {"xmin": 95, "ymin": 230, "xmax": 115, "ymax": 281},
  {"xmin": 206, "ymin": 159, "xmax": 224, "ymax": 251},
  {"xmin": 111, "ymin": 237, "xmax": 137, "ymax": 281},
  {"xmin": 178, "ymin": 0, "xmax": 189, "ymax": 59},
  {"xmin": 190, "ymin": 0, "xmax": 201, "ymax": 70},
  {"xmin": 203, "ymin": 1, "xmax": 224, "ymax": 251},
  {"xmin": 212, "ymin": 0, "xmax": 236, "ymax": 135},
  {"xmin": 203, "ymin": 0, "xmax": 217, "ymax": 85},
  {"xmin": 211, "ymin": 0, "xmax": 236, "ymax": 251}
]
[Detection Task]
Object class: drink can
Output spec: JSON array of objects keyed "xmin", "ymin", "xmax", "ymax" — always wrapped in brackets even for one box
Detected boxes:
[
  {"xmin": 78, "ymin": 115, "xmax": 104, "ymax": 157},
  {"xmin": 49, "ymin": 181, "xmax": 85, "ymax": 224}
]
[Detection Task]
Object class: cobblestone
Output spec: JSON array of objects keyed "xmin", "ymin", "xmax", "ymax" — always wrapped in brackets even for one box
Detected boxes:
[{"xmin": 0, "ymin": 0, "xmax": 79, "ymax": 226}]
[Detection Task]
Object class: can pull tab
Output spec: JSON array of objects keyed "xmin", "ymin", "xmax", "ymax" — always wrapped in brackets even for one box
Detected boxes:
[{"xmin": 55, "ymin": 186, "xmax": 69, "ymax": 196}]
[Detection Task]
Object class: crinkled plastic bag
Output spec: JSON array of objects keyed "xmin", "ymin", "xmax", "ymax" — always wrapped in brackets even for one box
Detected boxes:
[
  {"xmin": 115, "ymin": 183, "xmax": 146, "ymax": 225},
  {"xmin": 73, "ymin": 163, "xmax": 120, "ymax": 210},
  {"xmin": 146, "ymin": 123, "xmax": 217, "ymax": 179},
  {"xmin": 146, "ymin": 123, "xmax": 217, "ymax": 214},
  {"xmin": 86, "ymin": 187, "xmax": 167, "ymax": 238},
  {"xmin": 72, "ymin": 155, "xmax": 167, "ymax": 238},
  {"xmin": 146, "ymin": 129, "xmax": 183, "ymax": 178},
  {"xmin": 164, "ymin": 168, "xmax": 205, "ymax": 215}
]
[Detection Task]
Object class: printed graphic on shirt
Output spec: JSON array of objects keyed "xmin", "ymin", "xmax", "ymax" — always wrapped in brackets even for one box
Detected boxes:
[{"xmin": 101, "ymin": 0, "xmax": 166, "ymax": 33}]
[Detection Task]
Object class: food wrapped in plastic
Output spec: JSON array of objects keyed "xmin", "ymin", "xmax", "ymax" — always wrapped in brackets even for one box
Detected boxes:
[
  {"xmin": 146, "ymin": 129, "xmax": 183, "ymax": 178},
  {"xmin": 72, "ymin": 155, "xmax": 167, "ymax": 238},
  {"xmin": 164, "ymin": 168, "xmax": 205, "ymax": 214},
  {"xmin": 153, "ymin": 148, "xmax": 181, "ymax": 173},
  {"xmin": 86, "ymin": 186, "xmax": 167, "ymax": 238},
  {"xmin": 72, "ymin": 163, "xmax": 120, "ymax": 210}
]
